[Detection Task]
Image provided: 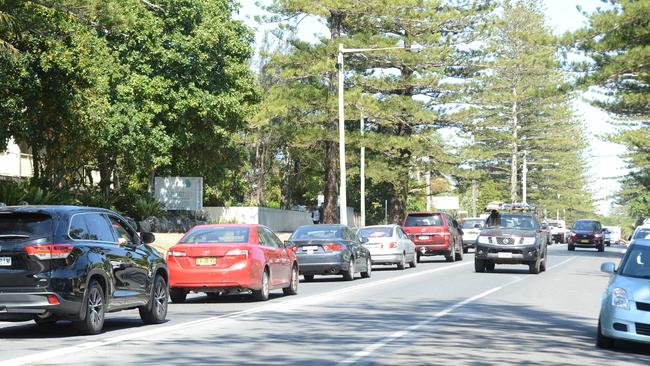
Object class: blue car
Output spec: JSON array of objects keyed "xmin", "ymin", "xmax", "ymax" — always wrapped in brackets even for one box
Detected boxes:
[{"xmin": 598, "ymin": 239, "xmax": 650, "ymax": 348}]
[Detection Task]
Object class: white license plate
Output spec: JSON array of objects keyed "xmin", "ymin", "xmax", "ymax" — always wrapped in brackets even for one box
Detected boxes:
[
  {"xmin": 418, "ymin": 235, "xmax": 430, "ymax": 240},
  {"xmin": 0, "ymin": 257, "xmax": 11, "ymax": 266},
  {"xmin": 303, "ymin": 246, "xmax": 318, "ymax": 255},
  {"xmin": 497, "ymin": 252, "xmax": 512, "ymax": 259}
]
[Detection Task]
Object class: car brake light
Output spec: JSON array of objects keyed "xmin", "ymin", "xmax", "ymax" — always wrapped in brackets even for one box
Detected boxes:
[
  {"xmin": 225, "ymin": 249, "xmax": 249, "ymax": 259},
  {"xmin": 323, "ymin": 243, "xmax": 344, "ymax": 251},
  {"xmin": 388, "ymin": 242, "xmax": 398, "ymax": 249},
  {"xmin": 24, "ymin": 244, "xmax": 73, "ymax": 260},
  {"xmin": 47, "ymin": 294, "xmax": 60, "ymax": 305}
]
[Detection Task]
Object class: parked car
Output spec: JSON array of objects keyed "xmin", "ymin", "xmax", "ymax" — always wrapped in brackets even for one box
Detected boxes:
[
  {"xmin": 357, "ymin": 225, "xmax": 416, "ymax": 270},
  {"xmin": 0, "ymin": 205, "xmax": 168, "ymax": 335},
  {"xmin": 603, "ymin": 225, "xmax": 622, "ymax": 245},
  {"xmin": 602, "ymin": 228, "xmax": 611, "ymax": 246},
  {"xmin": 547, "ymin": 219, "xmax": 569, "ymax": 244},
  {"xmin": 460, "ymin": 217, "xmax": 484, "ymax": 253},
  {"xmin": 402, "ymin": 212, "xmax": 464, "ymax": 263},
  {"xmin": 474, "ymin": 211, "xmax": 547, "ymax": 274},
  {"xmin": 287, "ymin": 224, "xmax": 371, "ymax": 281},
  {"xmin": 167, "ymin": 224, "xmax": 298, "ymax": 302},
  {"xmin": 540, "ymin": 221, "xmax": 552, "ymax": 245},
  {"xmin": 569, "ymin": 219, "xmax": 605, "ymax": 252},
  {"xmin": 630, "ymin": 224, "xmax": 650, "ymax": 243},
  {"xmin": 597, "ymin": 239, "xmax": 650, "ymax": 349}
]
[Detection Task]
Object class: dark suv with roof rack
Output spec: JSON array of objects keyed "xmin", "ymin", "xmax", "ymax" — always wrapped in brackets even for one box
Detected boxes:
[{"xmin": 0, "ymin": 206, "xmax": 168, "ymax": 334}]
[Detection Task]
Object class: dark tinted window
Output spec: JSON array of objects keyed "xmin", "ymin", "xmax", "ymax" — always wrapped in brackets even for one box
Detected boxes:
[
  {"xmin": 619, "ymin": 245, "xmax": 650, "ymax": 279},
  {"xmin": 265, "ymin": 228, "xmax": 284, "ymax": 248},
  {"xmin": 485, "ymin": 214, "xmax": 536, "ymax": 230},
  {"xmin": 69, "ymin": 215, "xmax": 89, "ymax": 240},
  {"xmin": 0, "ymin": 212, "xmax": 52, "ymax": 239},
  {"xmin": 573, "ymin": 221, "xmax": 601, "ymax": 231},
  {"xmin": 180, "ymin": 227, "xmax": 250, "ymax": 244},
  {"xmin": 71, "ymin": 214, "xmax": 115, "ymax": 242},
  {"xmin": 404, "ymin": 214, "xmax": 443, "ymax": 227},
  {"xmin": 291, "ymin": 226, "xmax": 343, "ymax": 240},
  {"xmin": 109, "ymin": 216, "xmax": 136, "ymax": 245},
  {"xmin": 258, "ymin": 227, "xmax": 279, "ymax": 248}
]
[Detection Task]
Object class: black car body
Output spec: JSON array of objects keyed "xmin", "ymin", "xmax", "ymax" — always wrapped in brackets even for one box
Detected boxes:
[
  {"xmin": 569, "ymin": 219, "xmax": 604, "ymax": 252},
  {"xmin": 0, "ymin": 206, "xmax": 169, "ymax": 334},
  {"xmin": 287, "ymin": 224, "xmax": 372, "ymax": 281},
  {"xmin": 474, "ymin": 213, "xmax": 547, "ymax": 274}
]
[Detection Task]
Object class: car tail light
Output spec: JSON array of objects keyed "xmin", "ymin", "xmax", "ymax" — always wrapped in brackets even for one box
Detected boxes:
[
  {"xmin": 225, "ymin": 249, "xmax": 249, "ymax": 259},
  {"xmin": 47, "ymin": 294, "xmax": 60, "ymax": 305},
  {"xmin": 24, "ymin": 244, "xmax": 73, "ymax": 260},
  {"xmin": 322, "ymin": 243, "xmax": 344, "ymax": 251},
  {"xmin": 291, "ymin": 246, "xmax": 300, "ymax": 252},
  {"xmin": 167, "ymin": 251, "xmax": 187, "ymax": 259},
  {"xmin": 388, "ymin": 242, "xmax": 398, "ymax": 249}
]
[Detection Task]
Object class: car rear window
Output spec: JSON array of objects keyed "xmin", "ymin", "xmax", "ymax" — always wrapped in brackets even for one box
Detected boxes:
[
  {"xmin": 0, "ymin": 212, "xmax": 52, "ymax": 239},
  {"xmin": 291, "ymin": 227, "xmax": 343, "ymax": 240},
  {"xmin": 573, "ymin": 221, "xmax": 600, "ymax": 231},
  {"xmin": 404, "ymin": 214, "xmax": 443, "ymax": 227},
  {"xmin": 180, "ymin": 227, "xmax": 250, "ymax": 244},
  {"xmin": 358, "ymin": 227, "xmax": 392, "ymax": 238},
  {"xmin": 461, "ymin": 219, "xmax": 483, "ymax": 229}
]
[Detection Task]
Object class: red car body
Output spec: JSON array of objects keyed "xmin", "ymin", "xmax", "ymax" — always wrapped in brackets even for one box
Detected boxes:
[
  {"xmin": 402, "ymin": 212, "xmax": 464, "ymax": 262},
  {"xmin": 167, "ymin": 224, "xmax": 298, "ymax": 301}
]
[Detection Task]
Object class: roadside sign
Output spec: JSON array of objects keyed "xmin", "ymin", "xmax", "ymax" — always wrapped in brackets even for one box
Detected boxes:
[
  {"xmin": 431, "ymin": 196, "xmax": 460, "ymax": 210},
  {"xmin": 154, "ymin": 177, "xmax": 203, "ymax": 211}
]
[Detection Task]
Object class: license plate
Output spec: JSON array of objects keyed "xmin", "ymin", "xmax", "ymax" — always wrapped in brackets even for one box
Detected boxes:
[
  {"xmin": 196, "ymin": 257, "xmax": 216, "ymax": 266},
  {"xmin": 497, "ymin": 252, "xmax": 512, "ymax": 259},
  {"xmin": 580, "ymin": 239, "xmax": 590, "ymax": 244},
  {"xmin": 418, "ymin": 235, "xmax": 430, "ymax": 240},
  {"xmin": 0, "ymin": 257, "xmax": 11, "ymax": 266}
]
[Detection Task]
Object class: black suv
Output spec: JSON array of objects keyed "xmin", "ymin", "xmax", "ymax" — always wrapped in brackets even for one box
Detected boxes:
[
  {"xmin": 0, "ymin": 206, "xmax": 169, "ymax": 334},
  {"xmin": 474, "ymin": 212, "xmax": 548, "ymax": 274},
  {"xmin": 569, "ymin": 219, "xmax": 604, "ymax": 252}
]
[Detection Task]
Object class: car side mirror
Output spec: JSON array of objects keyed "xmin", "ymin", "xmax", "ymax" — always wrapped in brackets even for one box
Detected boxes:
[
  {"xmin": 140, "ymin": 232, "xmax": 155, "ymax": 245},
  {"xmin": 474, "ymin": 224, "xmax": 481, "ymax": 228},
  {"xmin": 600, "ymin": 262, "xmax": 616, "ymax": 274}
]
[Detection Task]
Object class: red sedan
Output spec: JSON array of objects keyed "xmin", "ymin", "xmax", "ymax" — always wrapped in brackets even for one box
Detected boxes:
[{"xmin": 167, "ymin": 224, "xmax": 299, "ymax": 302}]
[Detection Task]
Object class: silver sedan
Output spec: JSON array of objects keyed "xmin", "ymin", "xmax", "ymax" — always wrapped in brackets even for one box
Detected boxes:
[
  {"xmin": 357, "ymin": 225, "xmax": 417, "ymax": 270},
  {"xmin": 598, "ymin": 239, "xmax": 650, "ymax": 348}
]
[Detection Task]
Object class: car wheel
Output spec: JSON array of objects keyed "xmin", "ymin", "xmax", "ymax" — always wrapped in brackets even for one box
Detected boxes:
[
  {"xmin": 540, "ymin": 253, "xmax": 547, "ymax": 272},
  {"xmin": 528, "ymin": 259, "xmax": 541, "ymax": 274},
  {"xmin": 303, "ymin": 274, "xmax": 315, "ymax": 282},
  {"xmin": 73, "ymin": 280, "xmax": 105, "ymax": 335},
  {"xmin": 170, "ymin": 288, "xmax": 187, "ymax": 303},
  {"xmin": 485, "ymin": 261, "xmax": 495, "ymax": 272},
  {"xmin": 455, "ymin": 246, "xmax": 463, "ymax": 261},
  {"xmin": 397, "ymin": 254, "xmax": 406, "ymax": 270},
  {"xmin": 568, "ymin": 244, "xmax": 575, "ymax": 251},
  {"xmin": 474, "ymin": 259, "xmax": 486, "ymax": 273},
  {"xmin": 445, "ymin": 248, "xmax": 456, "ymax": 262},
  {"xmin": 283, "ymin": 265, "xmax": 299, "ymax": 295},
  {"xmin": 252, "ymin": 269, "xmax": 270, "ymax": 301},
  {"xmin": 139, "ymin": 275, "xmax": 168, "ymax": 325},
  {"xmin": 596, "ymin": 317, "xmax": 615, "ymax": 349},
  {"xmin": 416, "ymin": 252, "xmax": 422, "ymax": 263},
  {"xmin": 342, "ymin": 259, "xmax": 355, "ymax": 281},
  {"xmin": 598, "ymin": 244, "xmax": 605, "ymax": 252},
  {"xmin": 463, "ymin": 247, "xmax": 469, "ymax": 254},
  {"xmin": 361, "ymin": 257, "xmax": 372, "ymax": 278},
  {"xmin": 409, "ymin": 253, "xmax": 417, "ymax": 268}
]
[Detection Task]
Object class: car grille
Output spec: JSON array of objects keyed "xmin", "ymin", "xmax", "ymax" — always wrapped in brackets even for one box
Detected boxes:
[
  {"xmin": 636, "ymin": 323, "xmax": 650, "ymax": 336},
  {"xmin": 637, "ymin": 302, "xmax": 650, "ymax": 312},
  {"xmin": 493, "ymin": 237, "xmax": 524, "ymax": 245}
]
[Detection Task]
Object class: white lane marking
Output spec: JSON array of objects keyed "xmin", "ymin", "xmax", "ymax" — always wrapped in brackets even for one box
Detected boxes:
[
  {"xmin": 335, "ymin": 256, "xmax": 577, "ymax": 366},
  {"xmin": 0, "ymin": 260, "xmax": 473, "ymax": 366}
]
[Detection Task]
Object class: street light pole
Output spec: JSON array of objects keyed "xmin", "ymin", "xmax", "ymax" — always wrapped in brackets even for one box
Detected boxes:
[
  {"xmin": 337, "ymin": 44, "xmax": 348, "ymax": 226},
  {"xmin": 360, "ymin": 110, "xmax": 365, "ymax": 227},
  {"xmin": 522, "ymin": 149, "xmax": 528, "ymax": 204}
]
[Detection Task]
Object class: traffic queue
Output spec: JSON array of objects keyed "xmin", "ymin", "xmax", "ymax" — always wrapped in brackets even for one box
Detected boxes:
[{"xmin": 0, "ymin": 203, "xmax": 647, "ymax": 352}]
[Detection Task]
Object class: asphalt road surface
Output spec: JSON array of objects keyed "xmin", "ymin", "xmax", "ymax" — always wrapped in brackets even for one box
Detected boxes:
[{"xmin": 1, "ymin": 244, "xmax": 648, "ymax": 366}]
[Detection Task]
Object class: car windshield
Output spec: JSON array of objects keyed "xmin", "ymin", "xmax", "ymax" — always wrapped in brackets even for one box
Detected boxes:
[
  {"xmin": 358, "ymin": 227, "xmax": 392, "ymax": 238},
  {"xmin": 405, "ymin": 214, "xmax": 442, "ymax": 227},
  {"xmin": 179, "ymin": 227, "xmax": 249, "ymax": 244},
  {"xmin": 461, "ymin": 219, "xmax": 483, "ymax": 229},
  {"xmin": 291, "ymin": 227, "xmax": 343, "ymax": 240},
  {"xmin": 485, "ymin": 214, "xmax": 536, "ymax": 230},
  {"xmin": 633, "ymin": 228, "xmax": 650, "ymax": 240},
  {"xmin": 573, "ymin": 221, "xmax": 600, "ymax": 231},
  {"xmin": 619, "ymin": 245, "xmax": 650, "ymax": 279},
  {"xmin": 0, "ymin": 212, "xmax": 52, "ymax": 239}
]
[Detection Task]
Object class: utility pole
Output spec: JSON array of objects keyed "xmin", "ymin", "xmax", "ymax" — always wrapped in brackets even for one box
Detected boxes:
[
  {"xmin": 425, "ymin": 171, "xmax": 431, "ymax": 211},
  {"xmin": 471, "ymin": 181, "xmax": 477, "ymax": 217},
  {"xmin": 337, "ymin": 44, "xmax": 348, "ymax": 226},
  {"xmin": 360, "ymin": 111, "xmax": 365, "ymax": 227},
  {"xmin": 522, "ymin": 149, "xmax": 528, "ymax": 204}
]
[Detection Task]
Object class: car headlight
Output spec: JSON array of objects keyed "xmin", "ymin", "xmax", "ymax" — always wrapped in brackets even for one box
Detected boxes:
[
  {"xmin": 477, "ymin": 236, "xmax": 490, "ymax": 244},
  {"xmin": 612, "ymin": 288, "xmax": 630, "ymax": 310},
  {"xmin": 521, "ymin": 237, "xmax": 536, "ymax": 245},
  {"xmin": 595, "ymin": 234, "xmax": 603, "ymax": 238}
]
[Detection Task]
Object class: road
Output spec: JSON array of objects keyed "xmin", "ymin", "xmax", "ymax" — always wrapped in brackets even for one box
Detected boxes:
[{"xmin": 0, "ymin": 244, "xmax": 648, "ymax": 366}]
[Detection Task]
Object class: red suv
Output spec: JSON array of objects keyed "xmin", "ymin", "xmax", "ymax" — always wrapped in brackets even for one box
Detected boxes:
[{"xmin": 403, "ymin": 212, "xmax": 464, "ymax": 263}]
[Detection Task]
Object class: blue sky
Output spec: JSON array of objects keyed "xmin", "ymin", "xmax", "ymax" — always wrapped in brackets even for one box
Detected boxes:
[{"xmin": 235, "ymin": 0, "xmax": 626, "ymax": 215}]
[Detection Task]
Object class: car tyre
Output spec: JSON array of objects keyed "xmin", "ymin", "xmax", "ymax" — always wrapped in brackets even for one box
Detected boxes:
[
  {"xmin": 463, "ymin": 246, "xmax": 469, "ymax": 254},
  {"xmin": 568, "ymin": 244, "xmax": 575, "ymax": 251},
  {"xmin": 598, "ymin": 244, "xmax": 605, "ymax": 252},
  {"xmin": 139, "ymin": 275, "xmax": 168, "ymax": 325},
  {"xmin": 409, "ymin": 253, "xmax": 417, "ymax": 268},
  {"xmin": 252, "ymin": 269, "xmax": 270, "ymax": 301},
  {"xmin": 417, "ymin": 252, "xmax": 422, "ymax": 263},
  {"xmin": 474, "ymin": 259, "xmax": 486, "ymax": 273},
  {"xmin": 170, "ymin": 288, "xmax": 187, "ymax": 303},
  {"xmin": 445, "ymin": 246, "xmax": 456, "ymax": 263},
  {"xmin": 361, "ymin": 257, "xmax": 372, "ymax": 278},
  {"xmin": 397, "ymin": 254, "xmax": 406, "ymax": 270},
  {"xmin": 596, "ymin": 318, "xmax": 615, "ymax": 349},
  {"xmin": 303, "ymin": 274, "xmax": 315, "ymax": 282},
  {"xmin": 283, "ymin": 265, "xmax": 299, "ymax": 295},
  {"xmin": 528, "ymin": 259, "xmax": 541, "ymax": 274},
  {"xmin": 455, "ymin": 246, "xmax": 463, "ymax": 261},
  {"xmin": 73, "ymin": 280, "xmax": 105, "ymax": 335},
  {"xmin": 342, "ymin": 259, "xmax": 355, "ymax": 281},
  {"xmin": 485, "ymin": 261, "xmax": 495, "ymax": 272}
]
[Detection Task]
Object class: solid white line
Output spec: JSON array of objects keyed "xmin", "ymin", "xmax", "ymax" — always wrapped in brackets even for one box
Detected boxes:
[
  {"xmin": 0, "ymin": 260, "xmax": 473, "ymax": 366},
  {"xmin": 335, "ymin": 256, "xmax": 577, "ymax": 366}
]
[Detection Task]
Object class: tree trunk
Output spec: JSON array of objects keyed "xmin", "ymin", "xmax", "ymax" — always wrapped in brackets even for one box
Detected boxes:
[
  {"xmin": 98, "ymin": 159, "xmax": 112, "ymax": 195},
  {"xmin": 510, "ymin": 86, "xmax": 518, "ymax": 204},
  {"xmin": 389, "ymin": 177, "xmax": 408, "ymax": 224}
]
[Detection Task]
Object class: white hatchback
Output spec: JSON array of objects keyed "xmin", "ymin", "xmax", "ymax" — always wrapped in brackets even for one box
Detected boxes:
[{"xmin": 357, "ymin": 225, "xmax": 417, "ymax": 270}]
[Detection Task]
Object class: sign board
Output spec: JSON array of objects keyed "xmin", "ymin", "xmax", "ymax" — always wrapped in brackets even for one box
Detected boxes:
[
  {"xmin": 155, "ymin": 177, "xmax": 203, "ymax": 211},
  {"xmin": 430, "ymin": 196, "xmax": 460, "ymax": 210}
]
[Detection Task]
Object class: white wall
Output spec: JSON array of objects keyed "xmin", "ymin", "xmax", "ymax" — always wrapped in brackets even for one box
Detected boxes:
[
  {"xmin": 201, "ymin": 207, "xmax": 313, "ymax": 233},
  {"xmin": 0, "ymin": 139, "xmax": 32, "ymax": 178}
]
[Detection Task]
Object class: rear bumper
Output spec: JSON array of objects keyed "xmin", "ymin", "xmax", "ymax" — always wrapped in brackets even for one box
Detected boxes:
[
  {"xmin": 600, "ymin": 304, "xmax": 650, "ymax": 345},
  {"xmin": 0, "ymin": 292, "xmax": 81, "ymax": 321},
  {"xmin": 168, "ymin": 260, "xmax": 263, "ymax": 291},
  {"xmin": 370, "ymin": 253, "xmax": 402, "ymax": 264},
  {"xmin": 474, "ymin": 244, "xmax": 540, "ymax": 264},
  {"xmin": 462, "ymin": 240, "xmax": 476, "ymax": 248},
  {"xmin": 296, "ymin": 252, "xmax": 349, "ymax": 275},
  {"xmin": 416, "ymin": 244, "xmax": 451, "ymax": 256}
]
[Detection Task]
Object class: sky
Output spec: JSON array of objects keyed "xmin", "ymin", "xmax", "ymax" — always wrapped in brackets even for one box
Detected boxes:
[{"xmin": 235, "ymin": 0, "xmax": 627, "ymax": 215}]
